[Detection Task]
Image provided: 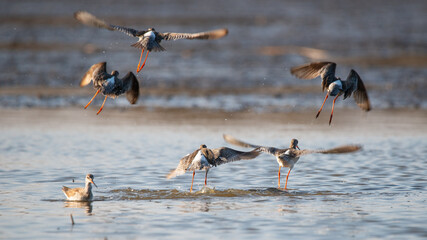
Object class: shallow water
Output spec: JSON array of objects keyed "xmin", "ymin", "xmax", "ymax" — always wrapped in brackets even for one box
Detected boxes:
[{"xmin": 1, "ymin": 109, "xmax": 426, "ymax": 239}]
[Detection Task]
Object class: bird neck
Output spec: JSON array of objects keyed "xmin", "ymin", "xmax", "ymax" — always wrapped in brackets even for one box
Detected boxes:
[{"xmin": 84, "ymin": 181, "xmax": 92, "ymax": 192}]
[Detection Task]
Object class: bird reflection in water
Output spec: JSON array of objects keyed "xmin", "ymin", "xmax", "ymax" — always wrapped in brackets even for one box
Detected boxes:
[{"xmin": 64, "ymin": 201, "xmax": 93, "ymax": 215}]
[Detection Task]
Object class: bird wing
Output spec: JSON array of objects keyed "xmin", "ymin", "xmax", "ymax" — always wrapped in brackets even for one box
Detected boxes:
[
  {"xmin": 223, "ymin": 134, "xmax": 261, "ymax": 148},
  {"xmin": 211, "ymin": 147, "xmax": 260, "ymax": 166},
  {"xmin": 345, "ymin": 70, "xmax": 371, "ymax": 111},
  {"xmin": 62, "ymin": 186, "xmax": 83, "ymax": 198},
  {"xmin": 74, "ymin": 11, "xmax": 140, "ymax": 37},
  {"xmin": 121, "ymin": 72, "xmax": 140, "ymax": 104},
  {"xmin": 290, "ymin": 62, "xmax": 336, "ymax": 92},
  {"xmin": 297, "ymin": 145, "xmax": 362, "ymax": 156},
  {"xmin": 80, "ymin": 62, "xmax": 106, "ymax": 87},
  {"xmin": 166, "ymin": 149, "xmax": 200, "ymax": 179},
  {"xmin": 223, "ymin": 134, "xmax": 281, "ymax": 156},
  {"xmin": 342, "ymin": 69, "xmax": 359, "ymax": 99},
  {"xmin": 159, "ymin": 28, "xmax": 228, "ymax": 41}
]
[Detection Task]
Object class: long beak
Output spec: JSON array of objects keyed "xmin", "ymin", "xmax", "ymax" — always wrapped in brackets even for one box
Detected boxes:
[
  {"xmin": 90, "ymin": 179, "xmax": 98, "ymax": 188},
  {"xmin": 296, "ymin": 145, "xmax": 300, "ymax": 150}
]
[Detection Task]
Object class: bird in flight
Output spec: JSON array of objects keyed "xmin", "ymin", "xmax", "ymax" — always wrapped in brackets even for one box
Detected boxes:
[
  {"xmin": 80, "ymin": 62, "xmax": 140, "ymax": 115},
  {"xmin": 74, "ymin": 11, "xmax": 229, "ymax": 73},
  {"xmin": 290, "ymin": 62, "xmax": 371, "ymax": 125}
]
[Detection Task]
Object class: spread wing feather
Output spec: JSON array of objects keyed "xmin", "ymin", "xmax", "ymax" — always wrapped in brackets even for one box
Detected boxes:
[
  {"xmin": 121, "ymin": 72, "xmax": 140, "ymax": 104},
  {"xmin": 80, "ymin": 62, "xmax": 106, "ymax": 87},
  {"xmin": 74, "ymin": 11, "xmax": 140, "ymax": 37},
  {"xmin": 166, "ymin": 149, "xmax": 200, "ymax": 179},
  {"xmin": 160, "ymin": 28, "xmax": 228, "ymax": 41},
  {"xmin": 290, "ymin": 62, "xmax": 337, "ymax": 91},
  {"xmin": 212, "ymin": 147, "xmax": 260, "ymax": 166}
]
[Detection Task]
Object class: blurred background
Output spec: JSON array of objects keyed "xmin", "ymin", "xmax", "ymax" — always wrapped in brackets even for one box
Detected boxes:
[{"xmin": 1, "ymin": 0, "xmax": 426, "ymax": 111}]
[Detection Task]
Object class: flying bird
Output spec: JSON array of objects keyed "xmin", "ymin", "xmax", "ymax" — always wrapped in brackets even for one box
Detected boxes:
[
  {"xmin": 74, "ymin": 11, "xmax": 229, "ymax": 73},
  {"xmin": 167, "ymin": 144, "xmax": 260, "ymax": 192},
  {"xmin": 223, "ymin": 134, "xmax": 361, "ymax": 190},
  {"xmin": 62, "ymin": 174, "xmax": 98, "ymax": 201},
  {"xmin": 80, "ymin": 62, "xmax": 140, "ymax": 115},
  {"xmin": 290, "ymin": 62, "xmax": 371, "ymax": 125}
]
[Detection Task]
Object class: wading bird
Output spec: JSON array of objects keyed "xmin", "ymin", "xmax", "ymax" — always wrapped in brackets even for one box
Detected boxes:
[
  {"xmin": 223, "ymin": 134, "xmax": 361, "ymax": 190},
  {"xmin": 74, "ymin": 11, "xmax": 228, "ymax": 73},
  {"xmin": 80, "ymin": 62, "xmax": 140, "ymax": 115},
  {"xmin": 62, "ymin": 174, "xmax": 97, "ymax": 201},
  {"xmin": 167, "ymin": 144, "xmax": 260, "ymax": 192},
  {"xmin": 290, "ymin": 62, "xmax": 371, "ymax": 125}
]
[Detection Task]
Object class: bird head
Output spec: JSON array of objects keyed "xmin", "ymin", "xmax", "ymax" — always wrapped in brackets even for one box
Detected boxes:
[
  {"xmin": 111, "ymin": 70, "xmax": 119, "ymax": 77},
  {"xmin": 148, "ymin": 27, "xmax": 156, "ymax": 32},
  {"xmin": 85, "ymin": 174, "xmax": 98, "ymax": 188},
  {"xmin": 200, "ymin": 144, "xmax": 207, "ymax": 149},
  {"xmin": 290, "ymin": 139, "xmax": 300, "ymax": 150}
]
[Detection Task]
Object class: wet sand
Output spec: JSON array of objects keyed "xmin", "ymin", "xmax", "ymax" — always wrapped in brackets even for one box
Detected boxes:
[{"xmin": 1, "ymin": 107, "xmax": 426, "ymax": 138}]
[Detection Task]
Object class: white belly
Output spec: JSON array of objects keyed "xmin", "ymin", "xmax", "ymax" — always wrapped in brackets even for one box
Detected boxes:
[
  {"xmin": 190, "ymin": 150, "xmax": 210, "ymax": 169},
  {"xmin": 144, "ymin": 31, "xmax": 155, "ymax": 40}
]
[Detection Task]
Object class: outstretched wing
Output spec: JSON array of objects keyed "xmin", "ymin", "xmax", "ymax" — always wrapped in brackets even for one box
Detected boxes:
[
  {"xmin": 160, "ymin": 28, "xmax": 228, "ymax": 41},
  {"xmin": 297, "ymin": 145, "xmax": 362, "ymax": 156},
  {"xmin": 74, "ymin": 11, "xmax": 141, "ymax": 37},
  {"xmin": 223, "ymin": 134, "xmax": 280, "ymax": 156},
  {"xmin": 121, "ymin": 72, "xmax": 140, "ymax": 104},
  {"xmin": 342, "ymin": 69, "xmax": 359, "ymax": 99},
  {"xmin": 290, "ymin": 62, "xmax": 336, "ymax": 91},
  {"xmin": 211, "ymin": 147, "xmax": 260, "ymax": 166},
  {"xmin": 345, "ymin": 70, "xmax": 371, "ymax": 111},
  {"xmin": 166, "ymin": 149, "xmax": 199, "ymax": 179},
  {"xmin": 223, "ymin": 134, "xmax": 261, "ymax": 148},
  {"xmin": 80, "ymin": 62, "xmax": 106, "ymax": 87}
]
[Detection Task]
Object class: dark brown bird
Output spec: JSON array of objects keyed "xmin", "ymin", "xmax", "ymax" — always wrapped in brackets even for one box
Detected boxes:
[
  {"xmin": 74, "ymin": 11, "xmax": 229, "ymax": 73},
  {"xmin": 167, "ymin": 144, "xmax": 260, "ymax": 192},
  {"xmin": 80, "ymin": 62, "xmax": 140, "ymax": 115},
  {"xmin": 223, "ymin": 134, "xmax": 362, "ymax": 190},
  {"xmin": 290, "ymin": 62, "xmax": 371, "ymax": 125}
]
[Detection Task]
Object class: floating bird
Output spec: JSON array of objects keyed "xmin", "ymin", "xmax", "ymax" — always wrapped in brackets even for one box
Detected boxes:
[
  {"xmin": 74, "ymin": 11, "xmax": 229, "ymax": 73},
  {"xmin": 290, "ymin": 62, "xmax": 371, "ymax": 125},
  {"xmin": 80, "ymin": 62, "xmax": 140, "ymax": 115},
  {"xmin": 62, "ymin": 174, "xmax": 98, "ymax": 201},
  {"xmin": 223, "ymin": 134, "xmax": 361, "ymax": 190},
  {"xmin": 167, "ymin": 144, "xmax": 260, "ymax": 192}
]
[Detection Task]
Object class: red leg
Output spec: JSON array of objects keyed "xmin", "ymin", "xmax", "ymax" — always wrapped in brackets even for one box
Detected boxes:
[
  {"xmin": 137, "ymin": 50, "xmax": 149, "ymax": 73},
  {"xmin": 84, "ymin": 89, "xmax": 100, "ymax": 109},
  {"xmin": 136, "ymin": 49, "xmax": 144, "ymax": 72},
  {"xmin": 284, "ymin": 169, "xmax": 291, "ymax": 190},
  {"xmin": 204, "ymin": 170, "xmax": 208, "ymax": 187},
  {"xmin": 316, "ymin": 93, "xmax": 329, "ymax": 118},
  {"xmin": 329, "ymin": 95, "xmax": 340, "ymax": 125},
  {"xmin": 190, "ymin": 171, "xmax": 195, "ymax": 192},
  {"xmin": 96, "ymin": 96, "xmax": 108, "ymax": 115},
  {"xmin": 278, "ymin": 166, "xmax": 281, "ymax": 189}
]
